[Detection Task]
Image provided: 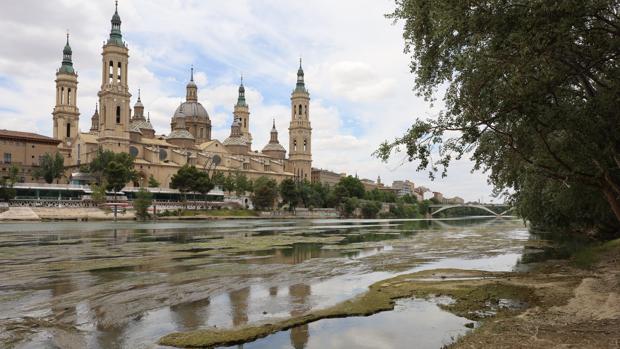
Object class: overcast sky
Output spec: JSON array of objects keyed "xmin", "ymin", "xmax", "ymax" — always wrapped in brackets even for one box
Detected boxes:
[{"xmin": 0, "ymin": 0, "xmax": 495, "ymax": 202}]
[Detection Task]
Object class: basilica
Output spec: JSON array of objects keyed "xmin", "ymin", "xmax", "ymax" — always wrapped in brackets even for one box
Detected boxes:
[{"xmin": 52, "ymin": 3, "xmax": 312, "ymax": 188}]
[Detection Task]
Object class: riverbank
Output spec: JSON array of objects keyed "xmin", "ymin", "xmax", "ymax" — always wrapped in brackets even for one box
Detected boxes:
[{"xmin": 159, "ymin": 238, "xmax": 620, "ymax": 348}]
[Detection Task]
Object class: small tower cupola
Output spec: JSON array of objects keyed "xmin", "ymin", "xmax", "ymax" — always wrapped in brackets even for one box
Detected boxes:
[
  {"xmin": 108, "ymin": 0, "xmax": 124, "ymax": 46},
  {"xmin": 90, "ymin": 104, "xmax": 99, "ymax": 132},
  {"xmin": 186, "ymin": 66, "xmax": 198, "ymax": 102},
  {"xmin": 59, "ymin": 32, "xmax": 75, "ymax": 74},
  {"xmin": 270, "ymin": 119, "xmax": 278, "ymax": 142},
  {"xmin": 236, "ymin": 75, "xmax": 247, "ymax": 107},
  {"xmin": 133, "ymin": 89, "xmax": 144, "ymax": 119},
  {"xmin": 295, "ymin": 58, "xmax": 306, "ymax": 93}
]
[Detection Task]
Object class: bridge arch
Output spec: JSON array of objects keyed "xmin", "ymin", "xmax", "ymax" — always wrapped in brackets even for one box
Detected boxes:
[{"xmin": 431, "ymin": 204, "xmax": 503, "ymax": 217}]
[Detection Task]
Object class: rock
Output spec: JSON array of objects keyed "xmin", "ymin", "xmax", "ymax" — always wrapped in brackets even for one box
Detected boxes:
[{"xmin": 465, "ymin": 322, "xmax": 475, "ymax": 328}]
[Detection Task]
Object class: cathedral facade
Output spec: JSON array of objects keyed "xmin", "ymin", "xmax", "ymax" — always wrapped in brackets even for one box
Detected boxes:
[{"xmin": 53, "ymin": 3, "xmax": 312, "ymax": 188}]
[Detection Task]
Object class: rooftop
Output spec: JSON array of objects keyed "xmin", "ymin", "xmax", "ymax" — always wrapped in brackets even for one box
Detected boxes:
[{"xmin": 0, "ymin": 129, "xmax": 61, "ymax": 144}]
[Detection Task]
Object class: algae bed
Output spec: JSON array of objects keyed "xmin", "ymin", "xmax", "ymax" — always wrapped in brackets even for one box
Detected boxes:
[{"xmin": 0, "ymin": 217, "xmax": 535, "ymax": 348}]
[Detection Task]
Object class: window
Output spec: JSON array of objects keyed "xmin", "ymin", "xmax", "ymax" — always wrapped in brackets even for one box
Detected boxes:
[
  {"xmin": 244, "ymin": 118, "xmax": 246, "ymax": 128},
  {"xmin": 109, "ymin": 61, "xmax": 114, "ymax": 83},
  {"xmin": 303, "ymin": 139, "xmax": 307, "ymax": 152},
  {"xmin": 293, "ymin": 139, "xmax": 297, "ymax": 151},
  {"xmin": 61, "ymin": 87, "xmax": 65, "ymax": 104},
  {"xmin": 3, "ymin": 153, "xmax": 11, "ymax": 164},
  {"xmin": 66, "ymin": 123, "xmax": 71, "ymax": 138},
  {"xmin": 304, "ymin": 105, "xmax": 307, "ymax": 116},
  {"xmin": 299, "ymin": 104, "xmax": 303, "ymax": 115},
  {"xmin": 117, "ymin": 62, "xmax": 122, "ymax": 83},
  {"xmin": 68, "ymin": 88, "xmax": 71, "ymax": 105},
  {"xmin": 200, "ymin": 128, "xmax": 204, "ymax": 138},
  {"xmin": 116, "ymin": 106, "xmax": 121, "ymax": 124}
]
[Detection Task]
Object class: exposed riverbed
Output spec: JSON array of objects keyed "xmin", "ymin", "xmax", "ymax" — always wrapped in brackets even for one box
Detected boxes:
[{"xmin": 0, "ymin": 217, "xmax": 534, "ymax": 348}]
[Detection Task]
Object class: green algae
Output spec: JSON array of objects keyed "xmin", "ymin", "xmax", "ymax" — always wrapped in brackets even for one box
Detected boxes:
[{"xmin": 158, "ymin": 268, "xmax": 536, "ymax": 348}]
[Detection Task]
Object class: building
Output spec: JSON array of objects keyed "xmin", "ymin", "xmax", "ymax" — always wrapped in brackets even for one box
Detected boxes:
[
  {"xmin": 50, "ymin": 3, "xmax": 312, "ymax": 188},
  {"xmin": 0, "ymin": 130, "xmax": 62, "ymax": 183},
  {"xmin": 311, "ymin": 168, "xmax": 342, "ymax": 187},
  {"xmin": 392, "ymin": 180, "xmax": 415, "ymax": 197}
]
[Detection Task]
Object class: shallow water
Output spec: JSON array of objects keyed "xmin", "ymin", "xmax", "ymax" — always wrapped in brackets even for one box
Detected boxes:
[{"xmin": 0, "ymin": 217, "xmax": 531, "ymax": 348}]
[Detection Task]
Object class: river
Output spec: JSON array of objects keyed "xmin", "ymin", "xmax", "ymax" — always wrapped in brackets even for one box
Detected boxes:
[{"xmin": 0, "ymin": 217, "xmax": 533, "ymax": 348}]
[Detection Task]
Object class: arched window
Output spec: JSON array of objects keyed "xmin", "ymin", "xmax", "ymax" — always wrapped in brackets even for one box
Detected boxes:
[
  {"xmin": 66, "ymin": 123, "xmax": 71, "ymax": 138},
  {"xmin": 294, "ymin": 105, "xmax": 297, "ymax": 115},
  {"xmin": 60, "ymin": 87, "xmax": 65, "ymax": 104},
  {"xmin": 303, "ymin": 139, "xmax": 307, "ymax": 152},
  {"xmin": 116, "ymin": 106, "xmax": 121, "ymax": 124},
  {"xmin": 244, "ymin": 118, "xmax": 247, "ymax": 128},
  {"xmin": 109, "ymin": 61, "xmax": 114, "ymax": 84},
  {"xmin": 117, "ymin": 62, "xmax": 122, "ymax": 83},
  {"xmin": 67, "ymin": 88, "xmax": 71, "ymax": 105},
  {"xmin": 293, "ymin": 139, "xmax": 297, "ymax": 151},
  {"xmin": 304, "ymin": 105, "xmax": 307, "ymax": 116},
  {"xmin": 299, "ymin": 104, "xmax": 303, "ymax": 115}
]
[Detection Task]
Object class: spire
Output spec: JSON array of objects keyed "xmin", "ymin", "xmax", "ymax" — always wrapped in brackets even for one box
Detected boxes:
[
  {"xmin": 186, "ymin": 66, "xmax": 198, "ymax": 102},
  {"xmin": 236, "ymin": 74, "xmax": 247, "ymax": 107},
  {"xmin": 270, "ymin": 118, "xmax": 279, "ymax": 143},
  {"xmin": 59, "ymin": 31, "xmax": 75, "ymax": 74},
  {"xmin": 295, "ymin": 57, "xmax": 306, "ymax": 93},
  {"xmin": 108, "ymin": 0, "xmax": 123, "ymax": 46},
  {"xmin": 90, "ymin": 104, "xmax": 100, "ymax": 132},
  {"xmin": 133, "ymin": 88, "xmax": 144, "ymax": 118}
]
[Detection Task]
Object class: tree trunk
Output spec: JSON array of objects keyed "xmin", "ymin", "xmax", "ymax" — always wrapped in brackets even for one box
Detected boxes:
[{"xmin": 602, "ymin": 186, "xmax": 620, "ymax": 224}]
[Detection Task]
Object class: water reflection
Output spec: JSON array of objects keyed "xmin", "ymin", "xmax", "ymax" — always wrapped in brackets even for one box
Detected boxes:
[{"xmin": 1, "ymin": 217, "xmax": 537, "ymax": 349}]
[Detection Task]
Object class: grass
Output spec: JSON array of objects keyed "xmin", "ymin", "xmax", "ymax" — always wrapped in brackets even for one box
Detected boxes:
[{"xmin": 571, "ymin": 238, "xmax": 620, "ymax": 269}]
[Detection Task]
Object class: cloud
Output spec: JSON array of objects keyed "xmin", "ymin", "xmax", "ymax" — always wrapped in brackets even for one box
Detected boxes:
[{"xmin": 0, "ymin": 0, "xmax": 494, "ymax": 202}]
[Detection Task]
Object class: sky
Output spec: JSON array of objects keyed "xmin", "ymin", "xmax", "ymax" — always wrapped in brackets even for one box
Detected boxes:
[{"xmin": 0, "ymin": 0, "xmax": 495, "ymax": 202}]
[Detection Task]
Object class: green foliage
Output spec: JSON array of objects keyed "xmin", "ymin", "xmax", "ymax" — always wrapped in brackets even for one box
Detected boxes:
[
  {"xmin": 252, "ymin": 176, "xmax": 278, "ymax": 210},
  {"xmin": 361, "ymin": 201, "xmax": 381, "ymax": 219},
  {"xmin": 340, "ymin": 197, "xmax": 359, "ymax": 218},
  {"xmin": 33, "ymin": 152, "xmax": 64, "ymax": 184},
  {"xmin": 365, "ymin": 188, "xmax": 397, "ymax": 203},
  {"xmin": 279, "ymin": 178, "xmax": 299, "ymax": 211},
  {"xmin": 134, "ymin": 188, "xmax": 153, "ymax": 221},
  {"xmin": 88, "ymin": 150, "xmax": 136, "ymax": 195},
  {"xmin": 234, "ymin": 172, "xmax": 252, "ymax": 196},
  {"xmin": 90, "ymin": 182, "xmax": 107, "ymax": 204},
  {"xmin": 170, "ymin": 165, "xmax": 199, "ymax": 194},
  {"xmin": 211, "ymin": 171, "xmax": 226, "ymax": 187},
  {"xmin": 222, "ymin": 173, "xmax": 236, "ymax": 194},
  {"xmin": 380, "ymin": 0, "xmax": 620, "ymax": 233},
  {"xmin": 148, "ymin": 175, "xmax": 160, "ymax": 188},
  {"xmin": 0, "ymin": 165, "xmax": 19, "ymax": 202},
  {"xmin": 334, "ymin": 176, "xmax": 365, "ymax": 203}
]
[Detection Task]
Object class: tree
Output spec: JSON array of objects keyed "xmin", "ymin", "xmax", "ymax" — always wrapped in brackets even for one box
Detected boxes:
[
  {"xmin": 379, "ymin": 1, "xmax": 620, "ymax": 233},
  {"xmin": 192, "ymin": 171, "xmax": 214, "ymax": 209},
  {"xmin": 234, "ymin": 172, "xmax": 251, "ymax": 196},
  {"xmin": 361, "ymin": 201, "xmax": 381, "ymax": 219},
  {"xmin": 104, "ymin": 160, "xmax": 135, "ymax": 200},
  {"xmin": 33, "ymin": 152, "xmax": 64, "ymax": 184},
  {"xmin": 170, "ymin": 165, "xmax": 198, "ymax": 207},
  {"xmin": 334, "ymin": 176, "xmax": 365, "ymax": 203},
  {"xmin": 0, "ymin": 165, "xmax": 19, "ymax": 202},
  {"xmin": 134, "ymin": 187, "xmax": 153, "ymax": 221},
  {"xmin": 279, "ymin": 178, "xmax": 299, "ymax": 211},
  {"xmin": 90, "ymin": 182, "xmax": 107, "ymax": 205},
  {"xmin": 252, "ymin": 176, "xmax": 278, "ymax": 211},
  {"xmin": 148, "ymin": 175, "xmax": 160, "ymax": 188},
  {"xmin": 211, "ymin": 171, "xmax": 226, "ymax": 188},
  {"xmin": 222, "ymin": 173, "xmax": 236, "ymax": 194},
  {"xmin": 340, "ymin": 197, "xmax": 359, "ymax": 218}
]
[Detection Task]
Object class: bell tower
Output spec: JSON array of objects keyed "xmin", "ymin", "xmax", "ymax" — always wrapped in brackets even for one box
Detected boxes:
[
  {"xmin": 97, "ymin": 1, "xmax": 131, "ymax": 153},
  {"xmin": 233, "ymin": 76, "xmax": 252, "ymax": 149},
  {"xmin": 288, "ymin": 59, "xmax": 312, "ymax": 181},
  {"xmin": 52, "ymin": 33, "xmax": 80, "ymax": 149}
]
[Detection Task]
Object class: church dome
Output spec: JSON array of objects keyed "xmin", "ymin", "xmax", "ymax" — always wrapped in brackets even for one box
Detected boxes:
[
  {"xmin": 262, "ymin": 142, "xmax": 286, "ymax": 153},
  {"xmin": 173, "ymin": 101, "xmax": 209, "ymax": 121},
  {"xmin": 132, "ymin": 119, "xmax": 154, "ymax": 131},
  {"xmin": 168, "ymin": 128, "xmax": 195, "ymax": 140}
]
